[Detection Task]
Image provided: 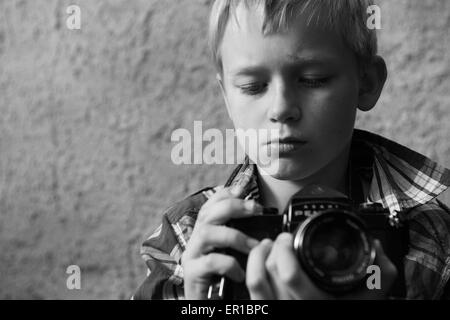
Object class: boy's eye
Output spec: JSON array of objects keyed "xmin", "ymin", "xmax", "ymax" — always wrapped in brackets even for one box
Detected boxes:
[
  {"xmin": 298, "ymin": 77, "xmax": 330, "ymax": 88},
  {"xmin": 238, "ymin": 83, "xmax": 268, "ymax": 95},
  {"xmin": 237, "ymin": 77, "xmax": 330, "ymax": 95}
]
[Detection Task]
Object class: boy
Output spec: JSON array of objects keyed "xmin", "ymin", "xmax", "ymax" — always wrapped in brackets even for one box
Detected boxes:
[{"xmin": 133, "ymin": 0, "xmax": 450, "ymax": 300}]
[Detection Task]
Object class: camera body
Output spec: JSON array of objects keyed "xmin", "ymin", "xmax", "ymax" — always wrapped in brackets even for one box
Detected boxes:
[{"xmin": 208, "ymin": 185, "xmax": 409, "ymax": 300}]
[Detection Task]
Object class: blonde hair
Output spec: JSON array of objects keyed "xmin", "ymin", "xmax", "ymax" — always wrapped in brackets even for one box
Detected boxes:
[{"xmin": 208, "ymin": 0, "xmax": 378, "ymax": 74}]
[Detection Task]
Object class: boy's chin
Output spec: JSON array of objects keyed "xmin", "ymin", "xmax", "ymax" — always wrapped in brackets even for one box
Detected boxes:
[{"xmin": 256, "ymin": 158, "xmax": 314, "ymax": 180}]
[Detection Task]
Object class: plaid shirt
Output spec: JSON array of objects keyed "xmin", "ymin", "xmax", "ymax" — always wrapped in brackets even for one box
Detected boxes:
[{"xmin": 132, "ymin": 129, "xmax": 450, "ymax": 300}]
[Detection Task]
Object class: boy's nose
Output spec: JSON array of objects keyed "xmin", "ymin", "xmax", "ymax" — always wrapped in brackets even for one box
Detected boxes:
[{"xmin": 268, "ymin": 81, "xmax": 301, "ymax": 123}]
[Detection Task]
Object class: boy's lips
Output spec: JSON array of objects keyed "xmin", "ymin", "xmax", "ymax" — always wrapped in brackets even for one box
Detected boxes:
[
  {"xmin": 265, "ymin": 137, "xmax": 308, "ymax": 155},
  {"xmin": 266, "ymin": 136, "xmax": 308, "ymax": 145}
]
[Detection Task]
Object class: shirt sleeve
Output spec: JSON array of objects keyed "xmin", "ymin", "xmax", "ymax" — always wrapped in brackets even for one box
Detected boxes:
[
  {"xmin": 132, "ymin": 213, "xmax": 185, "ymax": 300},
  {"xmin": 404, "ymin": 200, "xmax": 450, "ymax": 300}
]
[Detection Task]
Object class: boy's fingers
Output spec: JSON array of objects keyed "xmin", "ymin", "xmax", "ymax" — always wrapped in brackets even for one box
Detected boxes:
[
  {"xmin": 266, "ymin": 233, "xmax": 303, "ymax": 299},
  {"xmin": 373, "ymin": 239, "xmax": 398, "ymax": 291},
  {"xmin": 187, "ymin": 225, "xmax": 259, "ymax": 259},
  {"xmin": 206, "ymin": 185, "xmax": 245, "ymax": 203},
  {"xmin": 184, "ymin": 253, "xmax": 245, "ymax": 283},
  {"xmin": 198, "ymin": 198, "xmax": 263, "ymax": 224},
  {"xmin": 267, "ymin": 233, "xmax": 331, "ymax": 300},
  {"xmin": 246, "ymin": 239, "xmax": 275, "ymax": 300},
  {"xmin": 350, "ymin": 239, "xmax": 398, "ymax": 300},
  {"xmin": 269, "ymin": 234, "xmax": 302, "ymax": 287}
]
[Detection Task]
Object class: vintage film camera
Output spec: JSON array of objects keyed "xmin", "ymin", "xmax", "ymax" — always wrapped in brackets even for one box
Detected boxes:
[{"xmin": 207, "ymin": 184, "xmax": 408, "ymax": 300}]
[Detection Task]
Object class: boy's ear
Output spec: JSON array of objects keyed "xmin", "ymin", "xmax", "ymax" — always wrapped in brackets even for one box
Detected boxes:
[
  {"xmin": 357, "ymin": 56, "xmax": 387, "ymax": 112},
  {"xmin": 216, "ymin": 73, "xmax": 234, "ymax": 120}
]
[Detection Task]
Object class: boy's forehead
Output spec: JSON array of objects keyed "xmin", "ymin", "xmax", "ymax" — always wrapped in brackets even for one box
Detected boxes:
[
  {"xmin": 220, "ymin": 3, "xmax": 349, "ymax": 73},
  {"xmin": 225, "ymin": 1, "xmax": 334, "ymax": 38}
]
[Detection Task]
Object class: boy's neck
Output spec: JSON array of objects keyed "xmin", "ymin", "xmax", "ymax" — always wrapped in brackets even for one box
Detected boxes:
[{"xmin": 256, "ymin": 145, "xmax": 351, "ymax": 214}]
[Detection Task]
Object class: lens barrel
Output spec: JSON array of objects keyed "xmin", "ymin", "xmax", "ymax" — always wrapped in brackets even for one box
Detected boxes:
[{"xmin": 293, "ymin": 210, "xmax": 376, "ymax": 293}]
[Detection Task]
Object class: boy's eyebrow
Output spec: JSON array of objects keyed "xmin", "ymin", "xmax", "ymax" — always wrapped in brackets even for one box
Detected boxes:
[
  {"xmin": 230, "ymin": 54, "xmax": 338, "ymax": 76},
  {"xmin": 287, "ymin": 53, "xmax": 337, "ymax": 64}
]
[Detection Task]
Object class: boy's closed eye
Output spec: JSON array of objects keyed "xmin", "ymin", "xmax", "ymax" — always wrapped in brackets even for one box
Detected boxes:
[
  {"xmin": 235, "ymin": 76, "xmax": 333, "ymax": 96},
  {"xmin": 237, "ymin": 82, "xmax": 268, "ymax": 95},
  {"xmin": 298, "ymin": 76, "xmax": 332, "ymax": 88}
]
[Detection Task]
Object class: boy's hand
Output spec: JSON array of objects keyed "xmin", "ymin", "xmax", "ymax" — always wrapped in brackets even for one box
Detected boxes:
[
  {"xmin": 181, "ymin": 186, "xmax": 262, "ymax": 299},
  {"xmin": 246, "ymin": 233, "xmax": 398, "ymax": 300}
]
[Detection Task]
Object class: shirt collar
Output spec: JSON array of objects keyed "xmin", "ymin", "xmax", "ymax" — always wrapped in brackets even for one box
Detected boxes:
[{"xmin": 224, "ymin": 129, "xmax": 450, "ymax": 218}]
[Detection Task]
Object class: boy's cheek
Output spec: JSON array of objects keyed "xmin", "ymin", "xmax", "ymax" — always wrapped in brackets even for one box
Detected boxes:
[
  {"xmin": 318, "ymin": 74, "xmax": 359, "ymax": 103},
  {"xmin": 227, "ymin": 102, "xmax": 268, "ymax": 128},
  {"xmin": 304, "ymin": 99, "xmax": 356, "ymax": 129}
]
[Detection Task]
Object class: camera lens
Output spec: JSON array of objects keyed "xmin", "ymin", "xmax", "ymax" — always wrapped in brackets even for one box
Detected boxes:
[{"xmin": 293, "ymin": 210, "xmax": 375, "ymax": 293}]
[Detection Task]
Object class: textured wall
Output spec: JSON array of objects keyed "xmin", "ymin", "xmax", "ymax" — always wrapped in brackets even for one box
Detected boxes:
[{"xmin": 0, "ymin": 0, "xmax": 448, "ymax": 299}]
